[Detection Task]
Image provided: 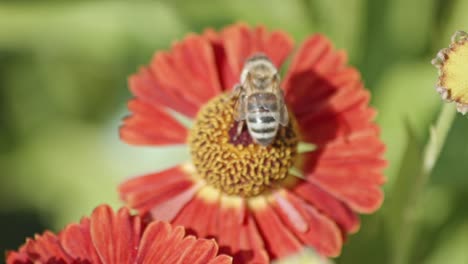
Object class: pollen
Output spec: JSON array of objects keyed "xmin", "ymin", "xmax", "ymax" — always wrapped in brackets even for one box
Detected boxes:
[{"xmin": 188, "ymin": 94, "xmax": 299, "ymax": 197}]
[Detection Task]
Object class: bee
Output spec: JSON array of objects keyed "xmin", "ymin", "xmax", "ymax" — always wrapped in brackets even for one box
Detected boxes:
[{"xmin": 230, "ymin": 53, "xmax": 289, "ymax": 147}]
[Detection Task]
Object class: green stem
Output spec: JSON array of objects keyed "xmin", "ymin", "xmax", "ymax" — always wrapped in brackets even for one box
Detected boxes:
[
  {"xmin": 422, "ymin": 103, "xmax": 457, "ymax": 175},
  {"xmin": 393, "ymin": 103, "xmax": 457, "ymax": 264}
]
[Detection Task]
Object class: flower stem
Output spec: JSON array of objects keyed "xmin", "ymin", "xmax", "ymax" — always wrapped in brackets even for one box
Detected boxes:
[
  {"xmin": 422, "ymin": 103, "xmax": 457, "ymax": 174},
  {"xmin": 392, "ymin": 103, "xmax": 457, "ymax": 264}
]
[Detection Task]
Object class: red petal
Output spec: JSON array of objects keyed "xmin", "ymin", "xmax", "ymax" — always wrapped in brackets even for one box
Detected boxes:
[
  {"xmin": 60, "ymin": 218, "xmax": 101, "ymax": 263},
  {"xmin": 6, "ymin": 251, "xmax": 30, "ymax": 264},
  {"xmin": 137, "ymin": 221, "xmax": 173, "ymax": 264},
  {"xmin": 129, "ymin": 67, "xmax": 196, "ymax": 118},
  {"xmin": 138, "ymin": 221, "xmax": 230, "ymax": 263},
  {"xmin": 217, "ymin": 201, "xmax": 245, "ymax": 255},
  {"xmin": 283, "ymin": 34, "xmax": 378, "ymax": 144},
  {"xmin": 22, "ymin": 231, "xmax": 71, "ymax": 263},
  {"xmin": 172, "ymin": 193, "xmax": 268, "ymax": 264},
  {"xmin": 130, "ymin": 34, "xmax": 222, "ymax": 118},
  {"xmin": 292, "ymin": 180, "xmax": 360, "ymax": 234},
  {"xmin": 90, "ymin": 205, "xmax": 141, "ymax": 263},
  {"xmin": 153, "ymin": 226, "xmax": 186, "ymax": 263},
  {"xmin": 203, "ymin": 29, "xmax": 237, "ymax": 92},
  {"xmin": 164, "ymin": 235, "xmax": 197, "ymax": 263},
  {"xmin": 282, "ymin": 35, "xmax": 385, "ymax": 214},
  {"xmin": 208, "ymin": 255, "xmax": 234, "ymax": 264},
  {"xmin": 272, "ymin": 191, "xmax": 343, "ymax": 257},
  {"xmin": 236, "ymin": 215, "xmax": 270, "ymax": 264},
  {"xmin": 301, "ymin": 131, "xmax": 386, "ymax": 213},
  {"xmin": 120, "ymin": 99, "xmax": 188, "ymax": 146},
  {"xmin": 177, "ymin": 239, "xmax": 219, "ymax": 264},
  {"xmin": 172, "ymin": 195, "xmax": 220, "ymax": 238},
  {"xmin": 312, "ymin": 176, "xmax": 384, "ymax": 214},
  {"xmin": 149, "ymin": 182, "xmax": 201, "ymax": 222},
  {"xmin": 119, "ymin": 166, "xmax": 198, "ymax": 215},
  {"xmin": 210, "ymin": 23, "xmax": 294, "ymax": 90},
  {"xmin": 251, "ymin": 200, "xmax": 302, "ymax": 259}
]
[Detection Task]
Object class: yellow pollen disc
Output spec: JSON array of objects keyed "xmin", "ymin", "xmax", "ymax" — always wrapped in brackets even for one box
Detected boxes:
[
  {"xmin": 188, "ymin": 94, "xmax": 299, "ymax": 197},
  {"xmin": 437, "ymin": 35, "xmax": 468, "ymax": 104}
]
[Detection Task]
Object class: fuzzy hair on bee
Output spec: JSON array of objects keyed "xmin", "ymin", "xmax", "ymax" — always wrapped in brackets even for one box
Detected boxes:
[{"xmin": 231, "ymin": 53, "xmax": 289, "ymax": 147}]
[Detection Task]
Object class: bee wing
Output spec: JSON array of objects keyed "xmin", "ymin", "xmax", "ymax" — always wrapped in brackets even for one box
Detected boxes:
[
  {"xmin": 279, "ymin": 89, "xmax": 289, "ymax": 126},
  {"xmin": 231, "ymin": 84, "xmax": 247, "ymax": 121},
  {"xmin": 233, "ymin": 95, "xmax": 247, "ymax": 121}
]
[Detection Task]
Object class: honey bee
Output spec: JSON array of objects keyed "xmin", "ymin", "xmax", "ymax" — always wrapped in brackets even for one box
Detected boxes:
[{"xmin": 230, "ymin": 53, "xmax": 289, "ymax": 146}]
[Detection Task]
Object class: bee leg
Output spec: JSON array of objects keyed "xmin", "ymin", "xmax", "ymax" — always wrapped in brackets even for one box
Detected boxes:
[
  {"xmin": 228, "ymin": 84, "xmax": 242, "ymax": 100},
  {"xmin": 234, "ymin": 120, "xmax": 244, "ymax": 139}
]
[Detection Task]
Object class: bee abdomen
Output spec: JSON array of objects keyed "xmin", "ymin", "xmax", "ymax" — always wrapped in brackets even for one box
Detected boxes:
[{"xmin": 247, "ymin": 112, "xmax": 279, "ymax": 146}]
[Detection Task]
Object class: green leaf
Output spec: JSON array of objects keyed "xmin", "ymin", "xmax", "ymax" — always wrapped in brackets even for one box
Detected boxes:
[
  {"xmin": 8, "ymin": 119, "xmax": 189, "ymax": 229},
  {"xmin": 0, "ymin": 1, "xmax": 188, "ymax": 134},
  {"xmin": 309, "ymin": 0, "xmax": 366, "ymax": 62},
  {"xmin": 384, "ymin": 104, "xmax": 456, "ymax": 264},
  {"xmin": 431, "ymin": 115, "xmax": 468, "ymax": 187},
  {"xmin": 169, "ymin": 0, "xmax": 314, "ymax": 40},
  {"xmin": 425, "ymin": 221, "xmax": 468, "ymax": 264},
  {"xmin": 0, "ymin": 1, "xmax": 187, "ymax": 56},
  {"xmin": 386, "ymin": 0, "xmax": 438, "ymax": 57},
  {"xmin": 373, "ymin": 61, "xmax": 441, "ymax": 186},
  {"xmin": 384, "ymin": 121, "xmax": 424, "ymax": 264},
  {"xmin": 439, "ymin": 0, "xmax": 468, "ymax": 48}
]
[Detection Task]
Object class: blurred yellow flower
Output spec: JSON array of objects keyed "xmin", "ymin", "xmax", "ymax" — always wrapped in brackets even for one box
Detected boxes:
[{"xmin": 432, "ymin": 30, "xmax": 468, "ymax": 114}]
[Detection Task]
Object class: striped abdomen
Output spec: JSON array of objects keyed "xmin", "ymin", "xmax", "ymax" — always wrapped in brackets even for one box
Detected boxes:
[{"xmin": 246, "ymin": 93, "xmax": 280, "ymax": 146}]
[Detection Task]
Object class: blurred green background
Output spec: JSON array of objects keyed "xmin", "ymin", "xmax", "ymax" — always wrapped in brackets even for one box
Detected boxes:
[{"xmin": 1, "ymin": 0, "xmax": 467, "ymax": 263}]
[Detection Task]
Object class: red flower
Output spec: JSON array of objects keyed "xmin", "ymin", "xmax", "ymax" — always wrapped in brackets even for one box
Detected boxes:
[
  {"xmin": 119, "ymin": 23, "xmax": 386, "ymax": 263},
  {"xmin": 6, "ymin": 205, "xmax": 232, "ymax": 264}
]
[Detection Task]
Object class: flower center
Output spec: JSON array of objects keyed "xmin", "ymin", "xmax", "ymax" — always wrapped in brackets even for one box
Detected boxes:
[{"xmin": 188, "ymin": 93, "xmax": 299, "ymax": 197}]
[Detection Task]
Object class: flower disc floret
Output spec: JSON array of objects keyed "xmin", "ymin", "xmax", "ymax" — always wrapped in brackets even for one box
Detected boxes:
[{"xmin": 189, "ymin": 94, "xmax": 298, "ymax": 197}]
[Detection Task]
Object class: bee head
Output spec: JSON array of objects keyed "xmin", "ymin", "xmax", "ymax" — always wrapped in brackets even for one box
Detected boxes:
[{"xmin": 240, "ymin": 53, "xmax": 278, "ymax": 89}]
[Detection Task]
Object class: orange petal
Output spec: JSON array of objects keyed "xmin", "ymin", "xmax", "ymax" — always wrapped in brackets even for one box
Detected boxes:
[
  {"xmin": 272, "ymin": 191, "xmax": 343, "ymax": 257},
  {"xmin": 90, "ymin": 205, "xmax": 141, "ymax": 263},
  {"xmin": 251, "ymin": 200, "xmax": 302, "ymax": 259},
  {"xmin": 120, "ymin": 99, "xmax": 188, "ymax": 146}
]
